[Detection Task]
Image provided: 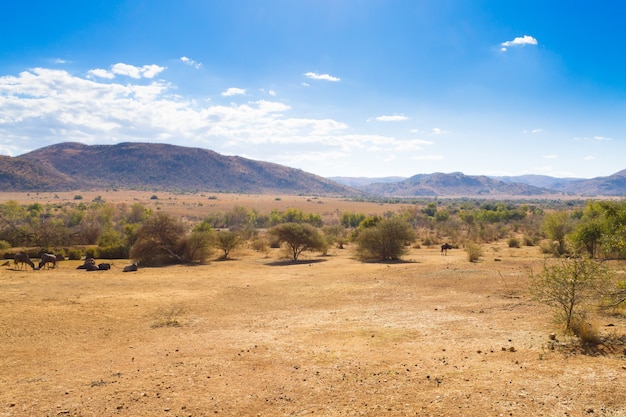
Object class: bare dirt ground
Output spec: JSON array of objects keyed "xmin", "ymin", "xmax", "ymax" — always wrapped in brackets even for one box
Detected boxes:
[{"xmin": 1, "ymin": 240, "xmax": 626, "ymax": 417}]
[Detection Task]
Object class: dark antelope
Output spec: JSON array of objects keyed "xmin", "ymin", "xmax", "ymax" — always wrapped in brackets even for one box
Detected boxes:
[
  {"xmin": 441, "ymin": 243, "xmax": 453, "ymax": 255},
  {"xmin": 14, "ymin": 252, "xmax": 36, "ymax": 270},
  {"xmin": 39, "ymin": 253, "xmax": 57, "ymax": 269}
]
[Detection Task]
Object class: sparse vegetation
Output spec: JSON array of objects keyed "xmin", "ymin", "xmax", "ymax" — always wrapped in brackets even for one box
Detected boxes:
[
  {"xmin": 465, "ymin": 241, "xmax": 483, "ymax": 262},
  {"xmin": 355, "ymin": 217, "xmax": 415, "ymax": 261},
  {"xmin": 530, "ymin": 257, "xmax": 614, "ymax": 332},
  {"xmin": 268, "ymin": 222, "xmax": 325, "ymax": 261}
]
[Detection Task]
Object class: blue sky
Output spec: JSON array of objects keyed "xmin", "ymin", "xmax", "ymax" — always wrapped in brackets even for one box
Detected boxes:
[{"xmin": 1, "ymin": 1, "xmax": 625, "ymax": 179}]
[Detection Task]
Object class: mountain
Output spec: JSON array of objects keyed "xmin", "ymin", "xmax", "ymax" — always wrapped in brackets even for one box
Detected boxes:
[
  {"xmin": 329, "ymin": 176, "xmax": 407, "ymax": 187},
  {"xmin": 2, "ymin": 142, "xmax": 624, "ymax": 197},
  {"xmin": 359, "ymin": 172, "xmax": 560, "ymax": 197},
  {"xmin": 1, "ymin": 142, "xmax": 358, "ymax": 195},
  {"xmin": 557, "ymin": 169, "xmax": 626, "ymax": 196},
  {"xmin": 491, "ymin": 174, "xmax": 582, "ymax": 190}
]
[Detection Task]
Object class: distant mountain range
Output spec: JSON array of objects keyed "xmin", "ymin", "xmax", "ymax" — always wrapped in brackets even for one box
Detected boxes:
[
  {"xmin": 0, "ymin": 142, "xmax": 356, "ymax": 196},
  {"xmin": 0, "ymin": 142, "xmax": 624, "ymax": 197},
  {"xmin": 332, "ymin": 170, "xmax": 626, "ymax": 197}
]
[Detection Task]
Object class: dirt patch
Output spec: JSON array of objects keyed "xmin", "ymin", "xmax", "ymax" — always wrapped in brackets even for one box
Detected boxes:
[{"xmin": 1, "ymin": 242, "xmax": 625, "ymax": 416}]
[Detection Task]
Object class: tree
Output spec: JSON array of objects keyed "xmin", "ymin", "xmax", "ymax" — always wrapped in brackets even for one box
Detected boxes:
[
  {"xmin": 130, "ymin": 212, "xmax": 189, "ymax": 266},
  {"xmin": 268, "ymin": 222, "xmax": 325, "ymax": 261},
  {"xmin": 542, "ymin": 211, "xmax": 573, "ymax": 256},
  {"xmin": 215, "ymin": 230, "xmax": 243, "ymax": 260},
  {"xmin": 530, "ymin": 257, "xmax": 613, "ymax": 331},
  {"xmin": 355, "ymin": 217, "xmax": 415, "ymax": 261}
]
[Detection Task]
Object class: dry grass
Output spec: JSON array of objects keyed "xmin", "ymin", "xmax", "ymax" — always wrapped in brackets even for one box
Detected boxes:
[
  {"xmin": 1, "ymin": 241, "xmax": 625, "ymax": 416},
  {"xmin": 1, "ymin": 193, "xmax": 626, "ymax": 416}
]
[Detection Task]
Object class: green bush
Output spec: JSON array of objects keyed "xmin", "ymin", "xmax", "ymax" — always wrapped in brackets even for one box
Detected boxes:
[
  {"xmin": 98, "ymin": 245, "xmax": 130, "ymax": 259},
  {"xmin": 0, "ymin": 240, "xmax": 11, "ymax": 250},
  {"xmin": 67, "ymin": 248, "xmax": 83, "ymax": 260},
  {"xmin": 355, "ymin": 217, "xmax": 415, "ymax": 261}
]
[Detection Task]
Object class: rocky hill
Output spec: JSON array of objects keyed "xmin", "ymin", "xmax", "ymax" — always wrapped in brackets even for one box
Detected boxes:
[
  {"xmin": 358, "ymin": 172, "xmax": 556, "ymax": 197},
  {"xmin": 1, "ymin": 142, "xmax": 358, "ymax": 196}
]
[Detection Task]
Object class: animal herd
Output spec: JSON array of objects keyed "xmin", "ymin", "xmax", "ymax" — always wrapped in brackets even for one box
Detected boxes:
[
  {"xmin": 7, "ymin": 244, "xmax": 455, "ymax": 271},
  {"xmin": 8, "ymin": 252, "xmax": 138, "ymax": 272}
]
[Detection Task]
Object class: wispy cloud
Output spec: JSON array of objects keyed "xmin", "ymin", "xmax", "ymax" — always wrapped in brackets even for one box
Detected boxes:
[
  {"xmin": 500, "ymin": 35, "xmax": 538, "ymax": 52},
  {"xmin": 412, "ymin": 155, "xmax": 444, "ymax": 161},
  {"xmin": 523, "ymin": 128, "xmax": 543, "ymax": 134},
  {"xmin": 374, "ymin": 115, "xmax": 409, "ymax": 122},
  {"xmin": 180, "ymin": 56, "xmax": 202, "ymax": 69},
  {"xmin": 542, "ymin": 154, "xmax": 558, "ymax": 159},
  {"xmin": 221, "ymin": 87, "xmax": 246, "ymax": 97},
  {"xmin": 431, "ymin": 127, "xmax": 449, "ymax": 135},
  {"xmin": 52, "ymin": 58, "xmax": 66, "ymax": 64},
  {"xmin": 573, "ymin": 135, "xmax": 613, "ymax": 142},
  {"xmin": 304, "ymin": 72, "xmax": 340, "ymax": 82},
  {"xmin": 584, "ymin": 155, "xmax": 596, "ymax": 160}
]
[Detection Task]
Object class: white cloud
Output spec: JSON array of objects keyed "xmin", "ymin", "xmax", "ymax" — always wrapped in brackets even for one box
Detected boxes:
[
  {"xmin": 431, "ymin": 127, "xmax": 449, "ymax": 135},
  {"xmin": 52, "ymin": 58, "xmax": 66, "ymax": 64},
  {"xmin": 301, "ymin": 82, "xmax": 311, "ymax": 87},
  {"xmin": 88, "ymin": 68, "xmax": 115, "ymax": 79},
  {"xmin": 584, "ymin": 155, "xmax": 596, "ymax": 160},
  {"xmin": 111, "ymin": 63, "xmax": 166, "ymax": 79},
  {"xmin": 304, "ymin": 72, "xmax": 340, "ymax": 82},
  {"xmin": 221, "ymin": 87, "xmax": 246, "ymax": 97},
  {"xmin": 593, "ymin": 135, "xmax": 612, "ymax": 141},
  {"xmin": 0, "ymin": 65, "xmax": 447, "ymax": 177},
  {"xmin": 180, "ymin": 56, "xmax": 202, "ymax": 69},
  {"xmin": 500, "ymin": 35, "xmax": 538, "ymax": 52},
  {"xmin": 374, "ymin": 115, "xmax": 409, "ymax": 122},
  {"xmin": 542, "ymin": 154, "xmax": 558, "ymax": 159}
]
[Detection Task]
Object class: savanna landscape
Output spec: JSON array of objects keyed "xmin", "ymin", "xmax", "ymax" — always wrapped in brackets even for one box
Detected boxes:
[{"xmin": 1, "ymin": 191, "xmax": 625, "ymax": 417}]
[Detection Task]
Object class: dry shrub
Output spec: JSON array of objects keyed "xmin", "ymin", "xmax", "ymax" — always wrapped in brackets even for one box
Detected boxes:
[
  {"xmin": 570, "ymin": 317, "xmax": 601, "ymax": 346},
  {"xmin": 508, "ymin": 237, "xmax": 521, "ymax": 248},
  {"xmin": 151, "ymin": 304, "xmax": 185, "ymax": 328},
  {"xmin": 465, "ymin": 242, "xmax": 483, "ymax": 262}
]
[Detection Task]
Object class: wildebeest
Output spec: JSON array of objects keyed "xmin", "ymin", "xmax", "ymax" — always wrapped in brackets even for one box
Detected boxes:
[
  {"xmin": 97, "ymin": 263, "xmax": 111, "ymax": 270},
  {"xmin": 39, "ymin": 253, "xmax": 57, "ymax": 269},
  {"xmin": 14, "ymin": 252, "xmax": 36, "ymax": 270},
  {"xmin": 123, "ymin": 262, "xmax": 138, "ymax": 272},
  {"xmin": 77, "ymin": 258, "xmax": 96, "ymax": 270},
  {"xmin": 441, "ymin": 243, "xmax": 453, "ymax": 255}
]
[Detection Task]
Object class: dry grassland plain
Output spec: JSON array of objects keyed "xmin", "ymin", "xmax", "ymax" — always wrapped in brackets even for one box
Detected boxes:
[{"xmin": 1, "ymin": 192, "xmax": 625, "ymax": 417}]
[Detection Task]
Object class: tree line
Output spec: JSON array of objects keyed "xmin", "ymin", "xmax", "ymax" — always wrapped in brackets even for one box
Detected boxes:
[{"xmin": 1, "ymin": 197, "xmax": 626, "ymax": 265}]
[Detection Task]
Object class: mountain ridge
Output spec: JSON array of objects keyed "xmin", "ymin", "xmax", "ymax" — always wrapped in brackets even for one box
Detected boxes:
[
  {"xmin": 1, "ymin": 142, "xmax": 624, "ymax": 197},
  {"xmin": 3, "ymin": 142, "xmax": 358, "ymax": 196}
]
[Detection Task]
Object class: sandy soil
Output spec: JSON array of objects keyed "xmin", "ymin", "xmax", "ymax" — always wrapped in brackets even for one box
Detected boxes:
[{"xmin": 1, "ymin": 240, "xmax": 625, "ymax": 417}]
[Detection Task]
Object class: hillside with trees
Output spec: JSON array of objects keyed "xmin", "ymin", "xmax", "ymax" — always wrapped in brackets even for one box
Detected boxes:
[{"xmin": 1, "ymin": 142, "xmax": 358, "ymax": 196}]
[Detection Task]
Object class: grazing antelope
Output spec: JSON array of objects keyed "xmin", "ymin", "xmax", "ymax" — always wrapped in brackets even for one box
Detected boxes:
[
  {"xmin": 39, "ymin": 253, "xmax": 57, "ymax": 269},
  {"xmin": 441, "ymin": 243, "xmax": 453, "ymax": 255},
  {"xmin": 14, "ymin": 252, "xmax": 36, "ymax": 270}
]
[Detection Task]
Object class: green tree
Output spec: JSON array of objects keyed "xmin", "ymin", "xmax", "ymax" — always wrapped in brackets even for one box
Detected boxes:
[
  {"xmin": 215, "ymin": 230, "xmax": 243, "ymax": 260},
  {"xmin": 340, "ymin": 212, "xmax": 366, "ymax": 228},
  {"xmin": 268, "ymin": 223, "xmax": 325, "ymax": 261},
  {"xmin": 542, "ymin": 211, "xmax": 573, "ymax": 256},
  {"xmin": 355, "ymin": 217, "xmax": 415, "ymax": 261}
]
